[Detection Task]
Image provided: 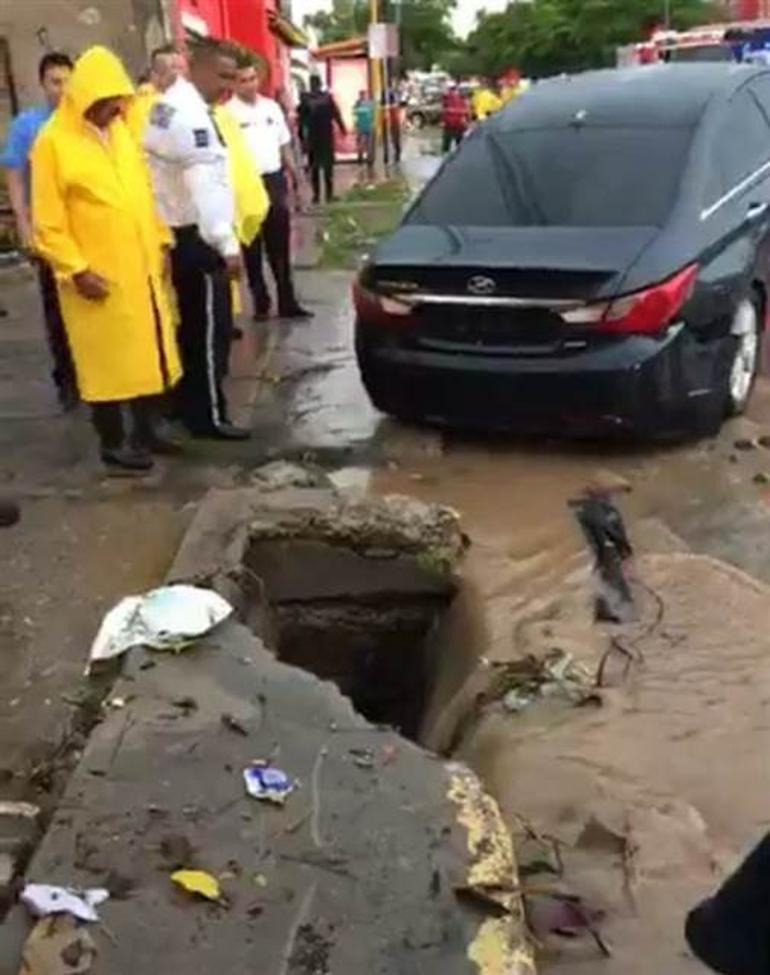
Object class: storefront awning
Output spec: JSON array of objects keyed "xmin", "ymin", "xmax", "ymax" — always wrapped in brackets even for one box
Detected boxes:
[
  {"xmin": 269, "ymin": 11, "xmax": 309, "ymax": 48},
  {"xmin": 312, "ymin": 37, "xmax": 368, "ymax": 60}
]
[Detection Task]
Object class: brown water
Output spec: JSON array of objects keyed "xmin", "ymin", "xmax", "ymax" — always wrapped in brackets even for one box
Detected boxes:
[{"xmin": 367, "ymin": 404, "xmax": 770, "ymax": 974}]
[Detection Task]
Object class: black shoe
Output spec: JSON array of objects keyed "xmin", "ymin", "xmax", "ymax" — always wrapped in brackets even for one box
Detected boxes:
[
  {"xmin": 232, "ymin": 325, "xmax": 244, "ymax": 340},
  {"xmin": 191, "ymin": 423, "xmax": 251, "ymax": 441},
  {"xmin": 143, "ymin": 434, "xmax": 186, "ymax": 457},
  {"xmin": 279, "ymin": 305, "xmax": 314, "ymax": 321},
  {"xmin": 0, "ymin": 498, "xmax": 20, "ymax": 528},
  {"xmin": 101, "ymin": 447, "xmax": 154, "ymax": 472},
  {"xmin": 252, "ymin": 310, "xmax": 271, "ymax": 322}
]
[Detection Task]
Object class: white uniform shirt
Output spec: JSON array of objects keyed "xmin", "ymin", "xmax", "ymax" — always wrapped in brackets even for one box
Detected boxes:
[
  {"xmin": 143, "ymin": 77, "xmax": 239, "ymax": 258},
  {"xmin": 227, "ymin": 95, "xmax": 291, "ymax": 176}
]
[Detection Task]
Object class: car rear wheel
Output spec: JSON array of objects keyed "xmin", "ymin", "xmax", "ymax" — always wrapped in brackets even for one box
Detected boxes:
[{"xmin": 726, "ymin": 296, "xmax": 762, "ymax": 416}]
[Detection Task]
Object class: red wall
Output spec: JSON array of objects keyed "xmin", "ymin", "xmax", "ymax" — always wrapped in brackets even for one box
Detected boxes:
[{"xmin": 175, "ymin": 0, "xmax": 285, "ymax": 94}]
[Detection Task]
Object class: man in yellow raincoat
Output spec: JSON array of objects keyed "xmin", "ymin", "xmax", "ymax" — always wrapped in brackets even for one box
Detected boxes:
[
  {"xmin": 31, "ymin": 46, "xmax": 181, "ymax": 473},
  {"xmin": 473, "ymin": 80, "xmax": 503, "ymax": 121}
]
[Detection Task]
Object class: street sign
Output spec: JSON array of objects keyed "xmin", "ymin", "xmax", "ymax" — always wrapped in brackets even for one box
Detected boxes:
[{"xmin": 368, "ymin": 23, "xmax": 400, "ymax": 59}]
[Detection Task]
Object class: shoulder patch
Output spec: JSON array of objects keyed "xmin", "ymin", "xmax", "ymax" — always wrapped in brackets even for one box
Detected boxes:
[
  {"xmin": 149, "ymin": 102, "xmax": 176, "ymax": 129},
  {"xmin": 193, "ymin": 128, "xmax": 210, "ymax": 148}
]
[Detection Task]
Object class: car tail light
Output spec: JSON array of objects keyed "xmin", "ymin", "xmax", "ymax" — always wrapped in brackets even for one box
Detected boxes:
[
  {"xmin": 562, "ymin": 264, "xmax": 698, "ymax": 335},
  {"xmin": 353, "ymin": 280, "xmax": 414, "ymax": 324}
]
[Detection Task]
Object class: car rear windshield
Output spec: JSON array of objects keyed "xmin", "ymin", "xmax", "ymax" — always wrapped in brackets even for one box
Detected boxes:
[{"xmin": 407, "ymin": 125, "xmax": 693, "ymax": 228}]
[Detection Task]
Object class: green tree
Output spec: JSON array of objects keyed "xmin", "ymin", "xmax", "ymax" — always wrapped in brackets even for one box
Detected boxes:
[
  {"xmin": 305, "ymin": 0, "xmax": 458, "ymax": 71},
  {"xmin": 463, "ymin": 0, "xmax": 726, "ymax": 79}
]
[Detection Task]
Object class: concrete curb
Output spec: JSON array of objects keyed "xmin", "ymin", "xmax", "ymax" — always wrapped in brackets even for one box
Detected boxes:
[{"xmin": 0, "ymin": 487, "xmax": 535, "ymax": 975}]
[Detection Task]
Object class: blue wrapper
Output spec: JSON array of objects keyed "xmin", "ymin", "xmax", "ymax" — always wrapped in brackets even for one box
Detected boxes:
[{"xmin": 243, "ymin": 764, "xmax": 295, "ymax": 805}]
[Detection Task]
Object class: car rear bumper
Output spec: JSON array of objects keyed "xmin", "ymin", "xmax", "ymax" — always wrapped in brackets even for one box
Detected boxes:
[{"xmin": 355, "ymin": 321, "xmax": 730, "ymax": 437}]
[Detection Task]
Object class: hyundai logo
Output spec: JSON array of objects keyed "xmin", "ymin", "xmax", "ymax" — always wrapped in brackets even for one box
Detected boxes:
[{"xmin": 467, "ymin": 275, "xmax": 497, "ymax": 296}]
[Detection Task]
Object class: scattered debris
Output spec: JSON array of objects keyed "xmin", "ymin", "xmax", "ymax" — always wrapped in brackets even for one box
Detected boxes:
[
  {"xmin": 171, "ymin": 869, "xmax": 221, "ymax": 903},
  {"xmin": 759, "ymin": 435, "xmax": 770, "ymax": 449},
  {"xmin": 495, "ymin": 649, "xmax": 595, "ymax": 715},
  {"xmin": 19, "ymin": 915, "xmax": 97, "ymax": 975},
  {"xmin": 21, "ymin": 885, "xmax": 109, "ymax": 923},
  {"xmin": 570, "ymin": 493, "xmax": 635, "ymax": 623},
  {"xmin": 349, "ymin": 747, "xmax": 375, "ymax": 769},
  {"xmin": 287, "ymin": 922, "xmax": 334, "ymax": 975},
  {"xmin": 243, "ymin": 763, "xmax": 295, "ymax": 805},
  {"xmin": 172, "ymin": 696, "xmax": 198, "ymax": 714},
  {"xmin": 526, "ymin": 891, "xmax": 611, "ymax": 958},
  {"xmin": 252, "ymin": 873, "xmax": 268, "ymax": 888},
  {"xmin": 754, "ymin": 472, "xmax": 770, "ymax": 486},
  {"xmin": 221, "ymin": 713, "xmax": 249, "ymax": 736},
  {"xmin": 734, "ymin": 438, "xmax": 757, "ymax": 451},
  {"xmin": 86, "ymin": 585, "xmax": 233, "ymax": 673},
  {"xmin": 382, "ymin": 744, "xmax": 398, "ymax": 765}
]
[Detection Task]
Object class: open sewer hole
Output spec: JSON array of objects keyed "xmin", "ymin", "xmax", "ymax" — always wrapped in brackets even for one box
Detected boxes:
[{"xmin": 243, "ymin": 536, "xmax": 456, "ymax": 740}]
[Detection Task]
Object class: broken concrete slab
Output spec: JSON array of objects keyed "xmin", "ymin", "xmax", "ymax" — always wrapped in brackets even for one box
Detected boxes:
[
  {"xmin": 169, "ymin": 481, "xmax": 467, "ymax": 749},
  {"xmin": 5, "ymin": 621, "xmax": 533, "ymax": 975}
]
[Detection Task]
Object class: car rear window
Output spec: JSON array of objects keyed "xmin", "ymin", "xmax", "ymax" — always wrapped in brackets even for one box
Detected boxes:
[{"xmin": 408, "ymin": 125, "xmax": 694, "ymax": 228}]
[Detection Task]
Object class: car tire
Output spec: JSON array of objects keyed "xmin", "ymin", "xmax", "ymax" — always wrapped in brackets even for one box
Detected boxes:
[{"xmin": 725, "ymin": 294, "xmax": 762, "ymax": 417}]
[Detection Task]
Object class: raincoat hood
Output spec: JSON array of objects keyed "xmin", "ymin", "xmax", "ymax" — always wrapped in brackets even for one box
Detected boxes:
[{"xmin": 64, "ymin": 46, "xmax": 135, "ymax": 118}]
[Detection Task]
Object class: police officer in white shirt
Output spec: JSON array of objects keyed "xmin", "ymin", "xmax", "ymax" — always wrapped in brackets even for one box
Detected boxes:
[
  {"xmin": 144, "ymin": 38, "xmax": 249, "ymax": 440},
  {"xmin": 228, "ymin": 59, "xmax": 311, "ymax": 321}
]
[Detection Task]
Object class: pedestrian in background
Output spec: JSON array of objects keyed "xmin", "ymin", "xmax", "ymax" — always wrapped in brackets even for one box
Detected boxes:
[
  {"xmin": 353, "ymin": 90, "xmax": 375, "ymax": 169},
  {"xmin": 441, "ymin": 83, "xmax": 470, "ymax": 153},
  {"xmin": 127, "ymin": 44, "xmax": 187, "ymax": 140},
  {"xmin": 473, "ymin": 79, "xmax": 503, "ymax": 120},
  {"xmin": 298, "ymin": 75, "xmax": 346, "ymax": 205},
  {"xmin": 229, "ymin": 58, "xmax": 311, "ymax": 321},
  {"xmin": 144, "ymin": 38, "xmax": 249, "ymax": 440},
  {"xmin": 384, "ymin": 89, "xmax": 402, "ymax": 165},
  {"xmin": 1, "ymin": 51, "xmax": 78, "ymax": 412},
  {"xmin": 31, "ymin": 46, "xmax": 181, "ymax": 472}
]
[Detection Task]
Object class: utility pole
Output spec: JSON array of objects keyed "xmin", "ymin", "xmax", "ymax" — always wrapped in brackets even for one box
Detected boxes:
[{"xmin": 663, "ymin": 0, "xmax": 671, "ymax": 29}]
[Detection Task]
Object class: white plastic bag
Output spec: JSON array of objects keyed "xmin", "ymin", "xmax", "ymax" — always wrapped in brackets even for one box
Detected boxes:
[{"xmin": 86, "ymin": 585, "xmax": 232, "ymax": 673}]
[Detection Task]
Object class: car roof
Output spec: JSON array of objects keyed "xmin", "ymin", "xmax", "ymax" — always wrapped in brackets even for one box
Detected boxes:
[{"xmin": 489, "ymin": 63, "xmax": 768, "ymax": 129}]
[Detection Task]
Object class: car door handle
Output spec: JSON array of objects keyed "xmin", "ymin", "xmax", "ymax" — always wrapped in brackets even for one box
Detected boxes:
[{"xmin": 747, "ymin": 202, "xmax": 768, "ymax": 221}]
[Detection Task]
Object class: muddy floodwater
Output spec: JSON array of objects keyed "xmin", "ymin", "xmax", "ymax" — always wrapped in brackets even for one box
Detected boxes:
[{"xmin": 363, "ymin": 410, "xmax": 770, "ymax": 973}]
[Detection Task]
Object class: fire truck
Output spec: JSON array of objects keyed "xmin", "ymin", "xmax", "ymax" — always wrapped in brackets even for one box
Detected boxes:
[{"xmin": 617, "ymin": 18, "xmax": 770, "ymax": 67}]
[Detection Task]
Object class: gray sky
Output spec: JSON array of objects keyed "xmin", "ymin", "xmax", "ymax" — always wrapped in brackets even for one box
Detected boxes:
[{"xmin": 291, "ymin": 0, "xmax": 509, "ymax": 39}]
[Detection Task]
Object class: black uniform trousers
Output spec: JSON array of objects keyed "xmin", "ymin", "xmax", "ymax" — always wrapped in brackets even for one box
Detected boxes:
[
  {"xmin": 308, "ymin": 142, "xmax": 335, "ymax": 203},
  {"xmin": 242, "ymin": 171, "xmax": 297, "ymax": 315},
  {"xmin": 171, "ymin": 225, "xmax": 233, "ymax": 435},
  {"xmin": 91, "ymin": 399, "xmax": 154, "ymax": 452},
  {"xmin": 37, "ymin": 260, "xmax": 77, "ymax": 399}
]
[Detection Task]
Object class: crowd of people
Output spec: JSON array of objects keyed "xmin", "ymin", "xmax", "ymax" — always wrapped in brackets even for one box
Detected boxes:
[{"xmin": 1, "ymin": 38, "xmax": 343, "ymax": 475}]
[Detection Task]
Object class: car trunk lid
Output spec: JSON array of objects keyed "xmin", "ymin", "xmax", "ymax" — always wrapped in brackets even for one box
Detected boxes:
[{"xmin": 368, "ymin": 225, "xmax": 660, "ymax": 355}]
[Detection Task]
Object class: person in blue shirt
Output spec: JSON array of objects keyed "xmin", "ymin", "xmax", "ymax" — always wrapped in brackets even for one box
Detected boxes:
[
  {"xmin": 353, "ymin": 90, "xmax": 375, "ymax": 169},
  {"xmin": 1, "ymin": 51, "xmax": 78, "ymax": 410}
]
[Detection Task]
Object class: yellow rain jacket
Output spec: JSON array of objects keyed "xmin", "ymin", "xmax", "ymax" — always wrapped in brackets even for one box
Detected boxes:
[
  {"xmin": 473, "ymin": 87, "xmax": 503, "ymax": 120},
  {"xmin": 213, "ymin": 105, "xmax": 269, "ymax": 248},
  {"xmin": 31, "ymin": 47, "xmax": 180, "ymax": 403},
  {"xmin": 126, "ymin": 81, "xmax": 158, "ymax": 144}
]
